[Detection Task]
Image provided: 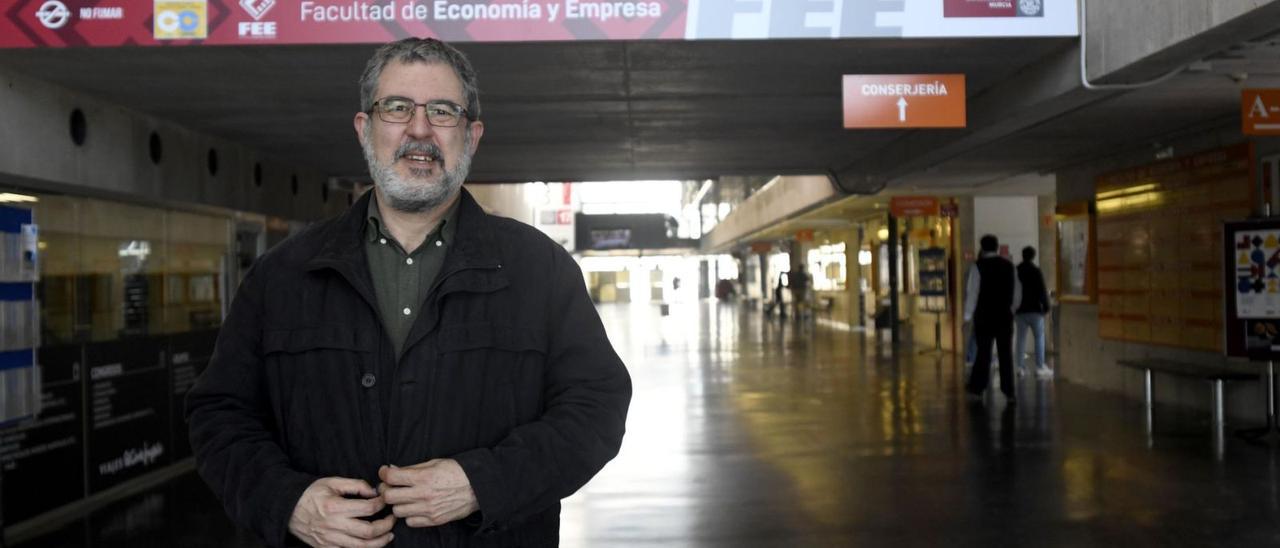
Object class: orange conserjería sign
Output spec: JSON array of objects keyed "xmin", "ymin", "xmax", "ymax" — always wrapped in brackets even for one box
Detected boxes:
[
  {"xmin": 843, "ymin": 74, "xmax": 966, "ymax": 129},
  {"xmin": 1243, "ymin": 89, "xmax": 1280, "ymax": 136},
  {"xmin": 889, "ymin": 196, "xmax": 940, "ymax": 217}
]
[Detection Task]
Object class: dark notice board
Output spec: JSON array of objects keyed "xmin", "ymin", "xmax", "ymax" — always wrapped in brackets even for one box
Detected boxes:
[
  {"xmin": 168, "ymin": 329, "xmax": 218, "ymax": 462},
  {"xmin": 84, "ymin": 336, "xmax": 169, "ymax": 494},
  {"xmin": 0, "ymin": 345, "xmax": 85, "ymax": 524}
]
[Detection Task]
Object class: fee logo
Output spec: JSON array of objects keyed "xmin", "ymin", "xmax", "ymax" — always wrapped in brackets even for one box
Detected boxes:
[{"xmin": 239, "ymin": 0, "xmax": 275, "ymax": 20}]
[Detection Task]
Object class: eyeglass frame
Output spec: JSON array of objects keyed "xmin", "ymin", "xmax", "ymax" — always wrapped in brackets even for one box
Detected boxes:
[{"xmin": 367, "ymin": 96, "xmax": 474, "ymax": 127}]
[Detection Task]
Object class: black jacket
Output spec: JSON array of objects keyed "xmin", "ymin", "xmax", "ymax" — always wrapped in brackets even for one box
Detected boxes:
[
  {"xmin": 186, "ymin": 189, "xmax": 631, "ymax": 547},
  {"xmin": 1016, "ymin": 261, "xmax": 1051, "ymax": 314},
  {"xmin": 975, "ymin": 255, "xmax": 1016, "ymax": 322}
]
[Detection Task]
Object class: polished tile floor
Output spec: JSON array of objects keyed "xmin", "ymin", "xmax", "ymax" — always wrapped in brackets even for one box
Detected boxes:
[{"xmin": 13, "ymin": 301, "xmax": 1280, "ymax": 547}]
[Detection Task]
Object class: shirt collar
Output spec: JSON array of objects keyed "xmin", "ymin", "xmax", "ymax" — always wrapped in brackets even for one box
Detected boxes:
[{"xmin": 365, "ymin": 192, "xmax": 461, "ymax": 246}]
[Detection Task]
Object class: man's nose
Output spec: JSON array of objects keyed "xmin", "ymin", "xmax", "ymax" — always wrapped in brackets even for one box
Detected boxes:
[{"xmin": 405, "ymin": 106, "xmax": 436, "ymax": 139}]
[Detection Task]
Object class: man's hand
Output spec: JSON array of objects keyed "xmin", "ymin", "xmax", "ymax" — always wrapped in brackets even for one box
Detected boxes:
[
  {"xmin": 289, "ymin": 477, "xmax": 396, "ymax": 547},
  {"xmin": 378, "ymin": 459, "xmax": 479, "ymax": 528}
]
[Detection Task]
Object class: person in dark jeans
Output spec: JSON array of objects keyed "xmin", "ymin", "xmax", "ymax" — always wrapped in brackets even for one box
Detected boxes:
[
  {"xmin": 963, "ymin": 235, "xmax": 1022, "ymax": 403},
  {"xmin": 1015, "ymin": 246, "xmax": 1052, "ymax": 378}
]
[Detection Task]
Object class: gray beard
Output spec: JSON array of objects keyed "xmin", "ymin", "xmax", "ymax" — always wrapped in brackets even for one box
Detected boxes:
[{"xmin": 361, "ymin": 134, "xmax": 472, "ymax": 214}]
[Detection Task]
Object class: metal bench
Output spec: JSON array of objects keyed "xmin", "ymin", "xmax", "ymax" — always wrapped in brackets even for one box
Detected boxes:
[{"xmin": 1116, "ymin": 358, "xmax": 1260, "ymax": 452}]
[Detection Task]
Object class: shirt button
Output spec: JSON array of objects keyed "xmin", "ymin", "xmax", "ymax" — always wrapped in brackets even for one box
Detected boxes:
[
  {"xmin": 402, "ymin": 307, "xmax": 412, "ymax": 315},
  {"xmin": 406, "ymin": 258, "xmax": 414, "ymax": 265},
  {"xmin": 435, "ymin": 240, "xmax": 442, "ymax": 247},
  {"xmin": 361, "ymin": 373, "xmax": 376, "ymax": 388},
  {"xmin": 379, "ymin": 238, "xmax": 387, "ymax": 245}
]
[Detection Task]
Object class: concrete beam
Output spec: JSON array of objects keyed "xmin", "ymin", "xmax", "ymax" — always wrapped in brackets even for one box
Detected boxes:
[
  {"xmin": 0, "ymin": 68, "xmax": 348, "ymax": 221},
  {"xmin": 703, "ymin": 175, "xmax": 840, "ymax": 251},
  {"xmin": 1085, "ymin": 0, "xmax": 1280, "ymax": 83}
]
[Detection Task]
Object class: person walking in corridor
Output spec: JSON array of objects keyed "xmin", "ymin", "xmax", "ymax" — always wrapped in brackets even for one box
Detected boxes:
[
  {"xmin": 186, "ymin": 37, "xmax": 632, "ymax": 548},
  {"xmin": 964, "ymin": 235, "xmax": 1021, "ymax": 403},
  {"xmin": 1015, "ymin": 246, "xmax": 1052, "ymax": 378}
]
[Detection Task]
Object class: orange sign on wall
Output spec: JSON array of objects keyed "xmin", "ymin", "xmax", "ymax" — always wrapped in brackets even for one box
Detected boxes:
[
  {"xmin": 1243, "ymin": 89, "xmax": 1280, "ymax": 136},
  {"xmin": 889, "ymin": 196, "xmax": 940, "ymax": 217},
  {"xmin": 843, "ymin": 74, "xmax": 966, "ymax": 129}
]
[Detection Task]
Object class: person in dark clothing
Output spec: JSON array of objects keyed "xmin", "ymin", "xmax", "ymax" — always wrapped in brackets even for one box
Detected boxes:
[
  {"xmin": 963, "ymin": 235, "xmax": 1022, "ymax": 403},
  {"xmin": 771, "ymin": 273, "xmax": 787, "ymax": 318},
  {"xmin": 790, "ymin": 265, "xmax": 810, "ymax": 319},
  {"xmin": 1015, "ymin": 246, "xmax": 1053, "ymax": 377},
  {"xmin": 185, "ymin": 38, "xmax": 631, "ymax": 548}
]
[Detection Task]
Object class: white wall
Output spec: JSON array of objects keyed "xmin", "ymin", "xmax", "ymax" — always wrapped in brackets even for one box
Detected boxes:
[{"xmin": 973, "ymin": 196, "xmax": 1039, "ymax": 260}]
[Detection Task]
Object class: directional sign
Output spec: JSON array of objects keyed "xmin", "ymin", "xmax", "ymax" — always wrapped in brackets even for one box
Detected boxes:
[
  {"xmin": 843, "ymin": 74, "xmax": 966, "ymax": 129},
  {"xmin": 890, "ymin": 196, "xmax": 940, "ymax": 217},
  {"xmin": 1244, "ymin": 90, "xmax": 1280, "ymax": 136}
]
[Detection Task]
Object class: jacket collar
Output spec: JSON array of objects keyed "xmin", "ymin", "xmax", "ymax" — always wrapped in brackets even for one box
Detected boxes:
[{"xmin": 307, "ymin": 187, "xmax": 502, "ymax": 273}]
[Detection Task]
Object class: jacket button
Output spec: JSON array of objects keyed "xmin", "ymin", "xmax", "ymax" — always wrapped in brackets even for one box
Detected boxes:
[{"xmin": 361, "ymin": 373, "xmax": 376, "ymax": 388}]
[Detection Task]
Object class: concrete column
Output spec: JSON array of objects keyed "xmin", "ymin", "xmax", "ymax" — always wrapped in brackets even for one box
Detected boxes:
[{"xmin": 888, "ymin": 214, "xmax": 900, "ymax": 345}]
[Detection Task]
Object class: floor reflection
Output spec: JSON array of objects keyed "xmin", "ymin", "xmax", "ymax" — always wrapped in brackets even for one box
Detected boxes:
[{"xmin": 13, "ymin": 301, "xmax": 1280, "ymax": 547}]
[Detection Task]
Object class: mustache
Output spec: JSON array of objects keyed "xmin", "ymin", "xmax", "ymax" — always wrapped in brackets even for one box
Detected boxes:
[{"xmin": 395, "ymin": 141, "xmax": 443, "ymax": 164}]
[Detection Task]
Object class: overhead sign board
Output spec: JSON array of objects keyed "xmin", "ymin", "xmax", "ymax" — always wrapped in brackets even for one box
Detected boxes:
[
  {"xmin": 889, "ymin": 196, "xmax": 941, "ymax": 217},
  {"xmin": 1, "ymin": 0, "xmax": 1078, "ymax": 48},
  {"xmin": 843, "ymin": 75, "xmax": 966, "ymax": 129},
  {"xmin": 1244, "ymin": 89, "xmax": 1280, "ymax": 136},
  {"xmin": 945, "ymin": 0, "xmax": 1045, "ymax": 17}
]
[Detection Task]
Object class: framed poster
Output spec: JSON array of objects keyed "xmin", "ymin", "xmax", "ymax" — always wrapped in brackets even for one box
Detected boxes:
[
  {"xmin": 1055, "ymin": 202, "xmax": 1095, "ymax": 303},
  {"xmin": 1226, "ymin": 218, "xmax": 1280, "ymax": 358}
]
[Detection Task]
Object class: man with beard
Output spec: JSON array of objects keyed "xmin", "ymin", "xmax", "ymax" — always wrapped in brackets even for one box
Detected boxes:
[{"xmin": 186, "ymin": 38, "xmax": 632, "ymax": 548}]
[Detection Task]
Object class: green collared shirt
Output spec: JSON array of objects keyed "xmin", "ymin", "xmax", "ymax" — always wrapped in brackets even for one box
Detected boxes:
[{"xmin": 365, "ymin": 194, "xmax": 458, "ymax": 358}]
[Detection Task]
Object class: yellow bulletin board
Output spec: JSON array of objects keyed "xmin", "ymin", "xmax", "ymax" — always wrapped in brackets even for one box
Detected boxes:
[{"xmin": 1094, "ymin": 144, "xmax": 1255, "ymax": 352}]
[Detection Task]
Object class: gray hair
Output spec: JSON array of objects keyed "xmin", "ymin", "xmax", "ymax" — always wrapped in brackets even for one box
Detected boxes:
[{"xmin": 358, "ymin": 37, "xmax": 481, "ymax": 121}]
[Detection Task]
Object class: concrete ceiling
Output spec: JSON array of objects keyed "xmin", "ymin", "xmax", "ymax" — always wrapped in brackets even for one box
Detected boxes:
[
  {"xmin": 0, "ymin": 29, "xmax": 1275, "ymax": 194},
  {"xmin": 0, "ymin": 38, "xmax": 1072, "ymax": 184}
]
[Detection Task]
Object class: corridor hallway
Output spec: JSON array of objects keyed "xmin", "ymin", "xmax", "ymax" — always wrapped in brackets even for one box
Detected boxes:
[{"xmin": 13, "ymin": 302, "xmax": 1280, "ymax": 547}]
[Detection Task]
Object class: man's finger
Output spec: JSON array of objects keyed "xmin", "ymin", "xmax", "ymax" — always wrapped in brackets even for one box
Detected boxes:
[
  {"xmin": 325, "ymin": 495, "xmax": 386, "ymax": 518},
  {"xmin": 380, "ymin": 465, "xmax": 415, "ymax": 487},
  {"xmin": 389, "ymin": 501, "xmax": 429, "ymax": 519},
  {"xmin": 326, "ymin": 478, "xmax": 377, "ymax": 498},
  {"xmin": 406, "ymin": 515, "xmax": 444, "ymax": 528},
  {"xmin": 381, "ymin": 485, "xmax": 420, "ymax": 505},
  {"xmin": 335, "ymin": 513, "xmax": 394, "ymax": 541},
  {"xmin": 320, "ymin": 529, "xmax": 393, "ymax": 548},
  {"xmin": 369, "ymin": 513, "xmax": 397, "ymax": 536}
]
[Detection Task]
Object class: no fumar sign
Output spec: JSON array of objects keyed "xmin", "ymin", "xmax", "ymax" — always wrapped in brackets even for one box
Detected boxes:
[{"xmin": 842, "ymin": 74, "xmax": 966, "ymax": 129}]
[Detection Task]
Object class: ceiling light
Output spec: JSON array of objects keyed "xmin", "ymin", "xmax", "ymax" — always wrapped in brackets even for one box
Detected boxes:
[{"xmin": 0, "ymin": 193, "xmax": 38, "ymax": 203}]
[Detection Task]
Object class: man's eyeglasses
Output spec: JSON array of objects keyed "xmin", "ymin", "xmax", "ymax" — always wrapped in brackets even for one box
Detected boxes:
[{"xmin": 369, "ymin": 97, "xmax": 471, "ymax": 127}]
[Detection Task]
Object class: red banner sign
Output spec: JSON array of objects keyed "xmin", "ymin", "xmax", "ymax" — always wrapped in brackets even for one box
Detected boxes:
[
  {"xmin": 889, "ymin": 196, "xmax": 940, "ymax": 217},
  {"xmin": 1, "ymin": 0, "xmax": 687, "ymax": 48}
]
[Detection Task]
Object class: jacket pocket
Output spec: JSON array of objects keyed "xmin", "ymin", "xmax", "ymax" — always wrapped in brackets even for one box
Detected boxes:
[
  {"xmin": 263, "ymin": 324, "xmax": 375, "ymax": 354},
  {"xmin": 437, "ymin": 323, "xmax": 544, "ymax": 355}
]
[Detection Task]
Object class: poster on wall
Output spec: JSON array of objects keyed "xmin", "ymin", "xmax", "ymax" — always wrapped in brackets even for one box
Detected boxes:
[
  {"xmin": 1225, "ymin": 217, "xmax": 1280, "ymax": 358},
  {"xmin": 1233, "ymin": 227, "xmax": 1280, "ymax": 319},
  {"xmin": 917, "ymin": 247, "xmax": 947, "ymax": 297}
]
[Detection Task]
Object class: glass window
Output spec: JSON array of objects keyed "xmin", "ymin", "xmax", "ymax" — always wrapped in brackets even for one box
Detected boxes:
[{"xmin": 807, "ymin": 242, "xmax": 847, "ymax": 291}]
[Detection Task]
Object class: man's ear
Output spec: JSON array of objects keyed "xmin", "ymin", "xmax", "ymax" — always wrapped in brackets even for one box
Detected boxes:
[
  {"xmin": 466, "ymin": 120, "xmax": 484, "ymax": 154},
  {"xmin": 354, "ymin": 111, "xmax": 369, "ymax": 144}
]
